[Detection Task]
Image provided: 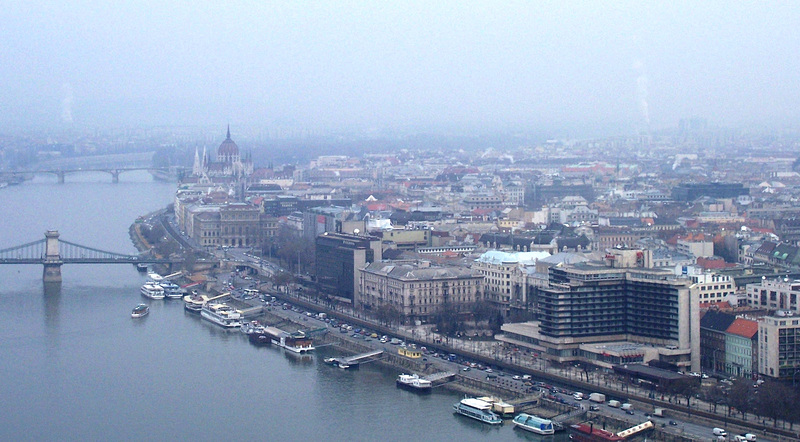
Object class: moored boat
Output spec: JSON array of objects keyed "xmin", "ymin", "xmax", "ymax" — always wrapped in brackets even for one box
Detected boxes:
[
  {"xmin": 131, "ymin": 304, "xmax": 149, "ymax": 318},
  {"xmin": 569, "ymin": 423, "xmax": 625, "ymax": 441},
  {"xmin": 453, "ymin": 397, "xmax": 502, "ymax": 425},
  {"xmin": 513, "ymin": 413, "xmax": 554, "ymax": 435},
  {"xmin": 396, "ymin": 373, "xmax": 432, "ymax": 393},
  {"xmin": 478, "ymin": 396, "xmax": 515, "ymax": 417},
  {"xmin": 160, "ymin": 281, "xmax": 185, "ymax": 299},
  {"xmin": 200, "ymin": 302, "xmax": 242, "ymax": 328},
  {"xmin": 140, "ymin": 282, "xmax": 164, "ymax": 300},
  {"xmin": 259, "ymin": 326, "xmax": 314, "ymax": 353},
  {"xmin": 183, "ymin": 293, "xmax": 205, "ymax": 313}
]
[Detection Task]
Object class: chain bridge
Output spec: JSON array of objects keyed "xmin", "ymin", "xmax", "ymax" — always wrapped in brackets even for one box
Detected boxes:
[{"xmin": 0, "ymin": 230, "xmax": 181, "ymax": 282}]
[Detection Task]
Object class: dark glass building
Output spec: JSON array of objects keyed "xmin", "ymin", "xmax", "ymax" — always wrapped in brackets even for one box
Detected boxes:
[{"xmin": 315, "ymin": 232, "xmax": 381, "ymax": 304}]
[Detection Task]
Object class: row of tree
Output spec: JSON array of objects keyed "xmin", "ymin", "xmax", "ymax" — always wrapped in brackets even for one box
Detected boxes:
[{"xmin": 661, "ymin": 377, "xmax": 800, "ymax": 428}]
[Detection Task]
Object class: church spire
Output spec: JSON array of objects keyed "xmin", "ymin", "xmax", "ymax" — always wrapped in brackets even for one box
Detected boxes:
[
  {"xmin": 226, "ymin": 124, "xmax": 231, "ymax": 140},
  {"xmin": 192, "ymin": 146, "xmax": 202, "ymax": 176}
]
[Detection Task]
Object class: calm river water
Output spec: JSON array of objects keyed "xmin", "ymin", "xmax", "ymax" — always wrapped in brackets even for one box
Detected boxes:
[{"xmin": 0, "ymin": 171, "xmax": 566, "ymax": 441}]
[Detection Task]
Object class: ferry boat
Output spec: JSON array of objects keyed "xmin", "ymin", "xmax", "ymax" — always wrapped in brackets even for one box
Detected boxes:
[
  {"xmin": 160, "ymin": 281, "xmax": 185, "ymax": 299},
  {"xmin": 396, "ymin": 373, "xmax": 432, "ymax": 393},
  {"xmin": 140, "ymin": 282, "xmax": 165, "ymax": 300},
  {"xmin": 513, "ymin": 413, "xmax": 554, "ymax": 435},
  {"xmin": 183, "ymin": 294, "xmax": 205, "ymax": 313},
  {"xmin": 569, "ymin": 423, "xmax": 624, "ymax": 441},
  {"xmin": 243, "ymin": 322, "xmax": 271, "ymax": 346},
  {"xmin": 453, "ymin": 397, "xmax": 502, "ymax": 425},
  {"xmin": 477, "ymin": 396, "xmax": 515, "ymax": 417},
  {"xmin": 260, "ymin": 326, "xmax": 314, "ymax": 353},
  {"xmin": 131, "ymin": 304, "xmax": 149, "ymax": 318},
  {"xmin": 200, "ymin": 302, "xmax": 242, "ymax": 328}
]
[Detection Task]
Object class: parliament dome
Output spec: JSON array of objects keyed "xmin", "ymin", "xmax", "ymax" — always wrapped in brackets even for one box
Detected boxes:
[{"xmin": 217, "ymin": 125, "xmax": 239, "ymax": 157}]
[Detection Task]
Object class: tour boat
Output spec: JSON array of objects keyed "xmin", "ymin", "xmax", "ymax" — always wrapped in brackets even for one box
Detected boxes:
[
  {"xmin": 259, "ymin": 326, "xmax": 314, "ymax": 353},
  {"xmin": 396, "ymin": 373, "xmax": 432, "ymax": 393},
  {"xmin": 513, "ymin": 413, "xmax": 554, "ymax": 435},
  {"xmin": 200, "ymin": 302, "xmax": 242, "ymax": 328},
  {"xmin": 183, "ymin": 294, "xmax": 205, "ymax": 313},
  {"xmin": 569, "ymin": 423, "xmax": 625, "ymax": 441},
  {"xmin": 131, "ymin": 304, "xmax": 149, "ymax": 318},
  {"xmin": 160, "ymin": 281, "xmax": 185, "ymax": 299},
  {"xmin": 140, "ymin": 282, "xmax": 165, "ymax": 300},
  {"xmin": 453, "ymin": 397, "xmax": 502, "ymax": 425}
]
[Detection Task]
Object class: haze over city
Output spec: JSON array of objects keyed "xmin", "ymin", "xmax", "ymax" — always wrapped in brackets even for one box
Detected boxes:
[{"xmin": 2, "ymin": 1, "xmax": 799, "ymax": 135}]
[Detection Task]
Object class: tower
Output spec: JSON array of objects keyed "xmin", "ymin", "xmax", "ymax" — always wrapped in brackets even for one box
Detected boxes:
[{"xmin": 192, "ymin": 147, "xmax": 202, "ymax": 176}]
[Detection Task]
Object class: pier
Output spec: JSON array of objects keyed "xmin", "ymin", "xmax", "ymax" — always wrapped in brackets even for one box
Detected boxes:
[
  {"xmin": 328, "ymin": 349, "xmax": 384, "ymax": 368},
  {"xmin": 424, "ymin": 371, "xmax": 456, "ymax": 385}
]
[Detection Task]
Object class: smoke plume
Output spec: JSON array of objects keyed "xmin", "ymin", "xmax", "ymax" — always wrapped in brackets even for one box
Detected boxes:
[{"xmin": 633, "ymin": 61, "xmax": 649, "ymax": 126}]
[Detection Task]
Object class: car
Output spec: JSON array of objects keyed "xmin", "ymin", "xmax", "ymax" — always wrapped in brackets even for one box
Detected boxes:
[
  {"xmin": 512, "ymin": 375, "xmax": 521, "ymax": 380},
  {"xmin": 626, "ymin": 410, "xmax": 635, "ymax": 415},
  {"xmin": 462, "ymin": 367, "xmax": 470, "ymax": 372},
  {"xmin": 669, "ymin": 420, "xmax": 678, "ymax": 426},
  {"xmin": 589, "ymin": 405, "xmax": 599, "ymax": 411},
  {"xmin": 485, "ymin": 368, "xmax": 493, "ymax": 373}
]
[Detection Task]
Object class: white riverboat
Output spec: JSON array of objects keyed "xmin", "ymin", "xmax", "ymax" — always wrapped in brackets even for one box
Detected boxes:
[
  {"xmin": 512, "ymin": 413, "xmax": 554, "ymax": 435},
  {"xmin": 140, "ymin": 282, "xmax": 165, "ymax": 300},
  {"xmin": 160, "ymin": 281, "xmax": 185, "ymax": 299},
  {"xmin": 260, "ymin": 326, "xmax": 314, "ymax": 353},
  {"xmin": 453, "ymin": 397, "xmax": 502, "ymax": 425},
  {"xmin": 183, "ymin": 294, "xmax": 205, "ymax": 313},
  {"xmin": 200, "ymin": 302, "xmax": 242, "ymax": 328},
  {"xmin": 396, "ymin": 373, "xmax": 432, "ymax": 393}
]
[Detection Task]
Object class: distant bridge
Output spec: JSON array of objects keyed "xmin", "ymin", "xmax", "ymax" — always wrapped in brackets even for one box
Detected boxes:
[
  {"xmin": 2, "ymin": 166, "xmax": 185, "ymax": 183},
  {"xmin": 0, "ymin": 230, "xmax": 181, "ymax": 282}
]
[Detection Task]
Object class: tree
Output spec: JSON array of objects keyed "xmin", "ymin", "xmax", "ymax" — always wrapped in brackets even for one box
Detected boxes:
[
  {"xmin": 471, "ymin": 300, "xmax": 494, "ymax": 324},
  {"xmin": 376, "ymin": 304, "xmax": 402, "ymax": 326},
  {"xmin": 488, "ymin": 311, "xmax": 504, "ymax": 334},
  {"xmin": 756, "ymin": 380, "xmax": 798, "ymax": 428},
  {"xmin": 272, "ymin": 271, "xmax": 293, "ymax": 293},
  {"xmin": 434, "ymin": 302, "xmax": 465, "ymax": 336},
  {"xmin": 727, "ymin": 379, "xmax": 755, "ymax": 420}
]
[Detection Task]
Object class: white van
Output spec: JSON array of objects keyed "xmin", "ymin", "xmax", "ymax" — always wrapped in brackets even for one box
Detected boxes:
[{"xmin": 713, "ymin": 428, "xmax": 728, "ymax": 437}]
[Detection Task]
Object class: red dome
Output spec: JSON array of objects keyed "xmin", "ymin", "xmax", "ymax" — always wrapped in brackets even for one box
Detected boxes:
[{"xmin": 217, "ymin": 126, "xmax": 239, "ymax": 157}]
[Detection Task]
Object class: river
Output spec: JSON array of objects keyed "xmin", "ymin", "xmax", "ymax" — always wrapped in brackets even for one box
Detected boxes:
[{"xmin": 0, "ymin": 171, "xmax": 566, "ymax": 441}]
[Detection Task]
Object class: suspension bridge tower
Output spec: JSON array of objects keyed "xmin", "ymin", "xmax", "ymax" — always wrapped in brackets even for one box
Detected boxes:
[{"xmin": 43, "ymin": 230, "xmax": 63, "ymax": 283}]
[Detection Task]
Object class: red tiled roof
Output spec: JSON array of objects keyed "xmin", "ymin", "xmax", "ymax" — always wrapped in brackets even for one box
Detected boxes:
[
  {"xmin": 696, "ymin": 257, "xmax": 736, "ymax": 269},
  {"xmin": 726, "ymin": 318, "xmax": 758, "ymax": 338},
  {"xmin": 699, "ymin": 301, "xmax": 732, "ymax": 309}
]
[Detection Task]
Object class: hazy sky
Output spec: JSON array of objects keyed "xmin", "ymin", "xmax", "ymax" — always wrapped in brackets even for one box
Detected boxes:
[{"xmin": 2, "ymin": 1, "xmax": 799, "ymax": 134}]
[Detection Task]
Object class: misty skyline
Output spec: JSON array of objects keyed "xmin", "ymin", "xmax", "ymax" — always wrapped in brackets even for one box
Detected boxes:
[{"xmin": 2, "ymin": 2, "xmax": 799, "ymax": 135}]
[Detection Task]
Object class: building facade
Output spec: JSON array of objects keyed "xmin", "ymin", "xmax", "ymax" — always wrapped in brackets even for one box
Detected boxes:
[
  {"xmin": 746, "ymin": 277, "xmax": 800, "ymax": 313},
  {"xmin": 473, "ymin": 250, "xmax": 551, "ymax": 316},
  {"xmin": 503, "ymin": 262, "xmax": 700, "ymax": 370},
  {"xmin": 758, "ymin": 313, "xmax": 800, "ymax": 383},
  {"xmin": 315, "ymin": 232, "xmax": 382, "ymax": 304},
  {"xmin": 359, "ymin": 260, "xmax": 483, "ymax": 323}
]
